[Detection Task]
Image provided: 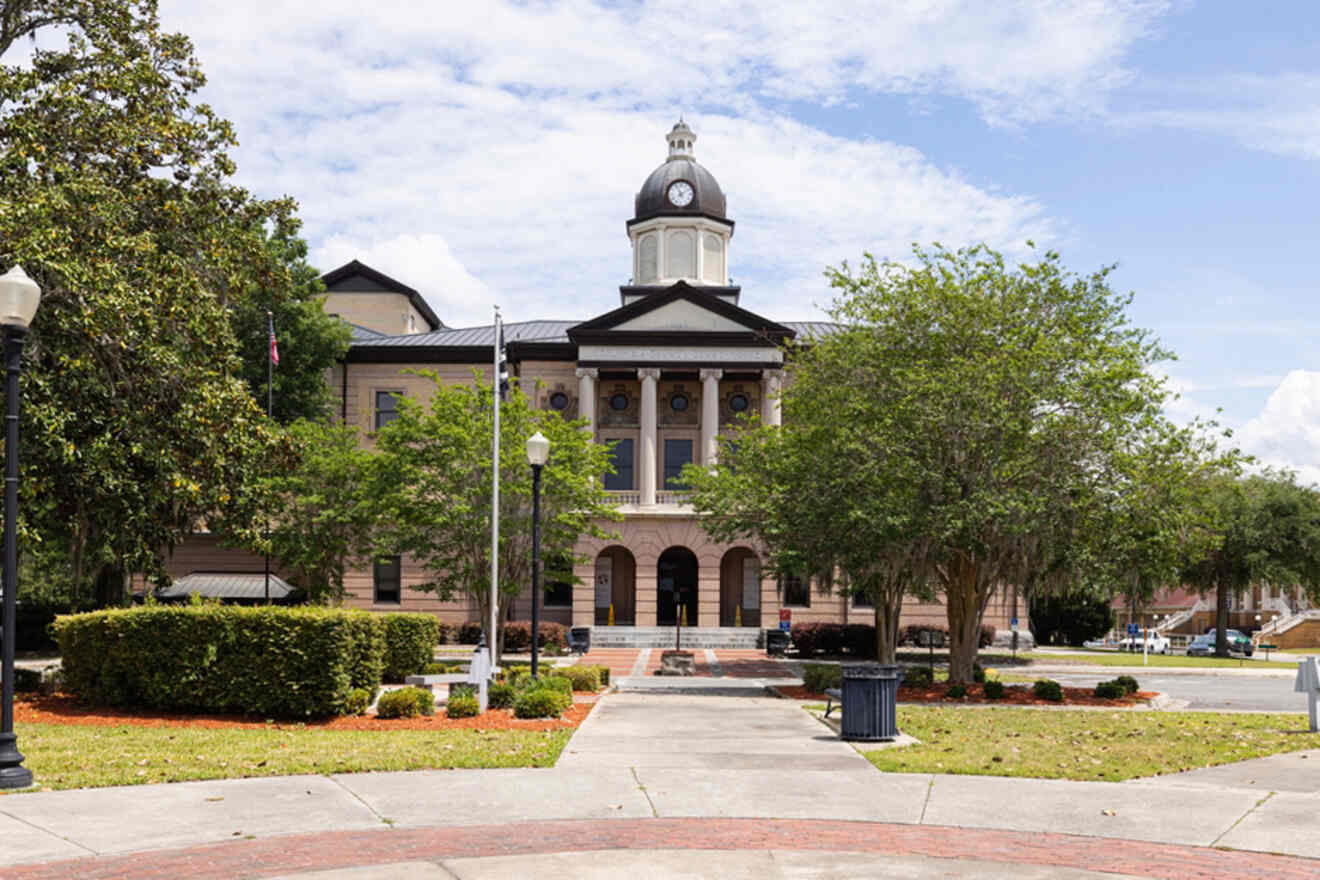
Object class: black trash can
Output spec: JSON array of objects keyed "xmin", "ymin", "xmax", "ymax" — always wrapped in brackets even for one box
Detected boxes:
[
  {"xmin": 569, "ymin": 627, "xmax": 591, "ymax": 654},
  {"xmin": 765, "ymin": 629, "xmax": 790, "ymax": 656},
  {"xmin": 840, "ymin": 663, "xmax": 900, "ymax": 741}
]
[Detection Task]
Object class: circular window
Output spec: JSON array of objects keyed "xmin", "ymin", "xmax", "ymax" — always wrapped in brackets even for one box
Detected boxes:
[
  {"xmin": 670, "ymin": 393, "xmax": 689, "ymax": 412},
  {"xmin": 549, "ymin": 392, "xmax": 569, "ymax": 411},
  {"xmin": 609, "ymin": 392, "xmax": 630, "ymax": 412},
  {"xmin": 729, "ymin": 393, "xmax": 749, "ymax": 412}
]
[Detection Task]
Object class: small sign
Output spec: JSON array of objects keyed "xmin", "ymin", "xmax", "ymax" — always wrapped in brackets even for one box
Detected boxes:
[
  {"xmin": 1126, "ymin": 623, "xmax": 1140, "ymax": 635},
  {"xmin": 1011, "ymin": 617, "xmax": 1019, "ymax": 631},
  {"xmin": 779, "ymin": 608, "xmax": 791, "ymax": 632}
]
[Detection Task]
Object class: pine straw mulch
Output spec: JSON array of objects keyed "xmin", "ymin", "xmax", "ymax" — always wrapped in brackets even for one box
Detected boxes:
[
  {"xmin": 778, "ymin": 683, "xmax": 1156, "ymax": 707},
  {"xmin": 14, "ymin": 693, "xmax": 597, "ymax": 732}
]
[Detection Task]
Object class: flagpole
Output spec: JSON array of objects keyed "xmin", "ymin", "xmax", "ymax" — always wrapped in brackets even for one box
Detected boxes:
[
  {"xmin": 490, "ymin": 307, "xmax": 501, "ymax": 672},
  {"xmin": 265, "ymin": 310, "xmax": 273, "ymax": 605}
]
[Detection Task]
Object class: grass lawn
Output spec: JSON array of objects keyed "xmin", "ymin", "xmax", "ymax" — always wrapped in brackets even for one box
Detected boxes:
[
  {"xmin": 15, "ymin": 723, "xmax": 571, "ymax": 791},
  {"xmin": 860, "ymin": 706, "xmax": 1320, "ymax": 782},
  {"xmin": 1022, "ymin": 650, "xmax": 1295, "ymax": 670}
]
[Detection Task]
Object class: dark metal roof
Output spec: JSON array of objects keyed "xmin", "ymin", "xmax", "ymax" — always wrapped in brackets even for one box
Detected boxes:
[
  {"xmin": 320, "ymin": 260, "xmax": 445, "ymax": 331},
  {"xmin": 632, "ymin": 158, "xmax": 729, "ymax": 226},
  {"xmin": 782, "ymin": 321, "xmax": 843, "ymax": 341},
  {"xmin": 347, "ymin": 321, "xmax": 384, "ymax": 342},
  {"xmin": 350, "ymin": 320, "xmax": 579, "ymax": 348},
  {"xmin": 156, "ymin": 572, "xmax": 299, "ymax": 601}
]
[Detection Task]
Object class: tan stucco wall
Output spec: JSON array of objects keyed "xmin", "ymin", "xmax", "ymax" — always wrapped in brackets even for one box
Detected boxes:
[{"xmin": 325, "ymin": 291, "xmax": 430, "ymax": 336}]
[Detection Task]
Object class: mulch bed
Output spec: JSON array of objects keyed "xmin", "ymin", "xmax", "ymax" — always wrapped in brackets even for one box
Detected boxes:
[
  {"xmin": 778, "ymin": 683, "xmax": 1156, "ymax": 707},
  {"xmin": 14, "ymin": 693, "xmax": 596, "ymax": 732}
]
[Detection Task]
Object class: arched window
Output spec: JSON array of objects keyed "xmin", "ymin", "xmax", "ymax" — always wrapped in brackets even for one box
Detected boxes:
[
  {"xmin": 638, "ymin": 233, "xmax": 658, "ymax": 284},
  {"xmin": 702, "ymin": 233, "xmax": 722, "ymax": 283},
  {"xmin": 667, "ymin": 230, "xmax": 695, "ymax": 278}
]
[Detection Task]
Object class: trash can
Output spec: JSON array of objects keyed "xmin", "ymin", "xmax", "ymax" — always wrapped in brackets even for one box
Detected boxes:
[
  {"xmin": 840, "ymin": 663, "xmax": 900, "ymax": 741},
  {"xmin": 569, "ymin": 627, "xmax": 591, "ymax": 654},
  {"xmin": 765, "ymin": 629, "xmax": 790, "ymax": 656}
]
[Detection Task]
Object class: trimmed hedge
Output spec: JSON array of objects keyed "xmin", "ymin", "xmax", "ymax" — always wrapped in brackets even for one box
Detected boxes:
[
  {"xmin": 488, "ymin": 681, "xmax": 517, "ymax": 709},
  {"xmin": 345, "ymin": 687, "xmax": 372, "ymax": 715},
  {"xmin": 1113, "ymin": 674, "xmax": 1139, "ymax": 694},
  {"xmin": 983, "ymin": 679, "xmax": 1006, "ymax": 699},
  {"xmin": 446, "ymin": 691, "xmax": 479, "ymax": 718},
  {"xmin": 513, "ymin": 685, "xmax": 571, "ymax": 719},
  {"xmin": 946, "ymin": 683, "xmax": 967, "ymax": 699},
  {"xmin": 792, "ymin": 622, "xmax": 997, "ymax": 657},
  {"xmin": 901, "ymin": 623, "xmax": 997, "ymax": 649},
  {"xmin": 902, "ymin": 666, "xmax": 934, "ymax": 687},
  {"xmin": 502, "ymin": 621, "xmax": 567, "ymax": 652},
  {"xmin": 1094, "ymin": 680, "xmax": 1126, "ymax": 699},
  {"xmin": 558, "ymin": 666, "xmax": 601, "ymax": 692},
  {"xmin": 377, "ymin": 686, "xmax": 435, "ymax": 718},
  {"xmin": 1032, "ymin": 679, "xmax": 1063, "ymax": 702},
  {"xmin": 802, "ymin": 662, "xmax": 842, "ymax": 693},
  {"xmin": 381, "ymin": 613, "xmax": 441, "ymax": 682},
  {"xmin": 54, "ymin": 605, "xmax": 384, "ymax": 718}
]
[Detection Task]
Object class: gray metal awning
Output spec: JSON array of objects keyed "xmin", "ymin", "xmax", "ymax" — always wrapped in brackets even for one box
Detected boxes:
[{"xmin": 155, "ymin": 572, "xmax": 299, "ymax": 601}]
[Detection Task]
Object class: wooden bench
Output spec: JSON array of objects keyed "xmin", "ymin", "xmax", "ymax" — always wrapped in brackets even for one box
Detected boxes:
[{"xmin": 824, "ymin": 687, "xmax": 842, "ymax": 718}]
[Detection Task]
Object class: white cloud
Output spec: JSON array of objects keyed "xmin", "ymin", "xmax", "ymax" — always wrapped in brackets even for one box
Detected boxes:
[
  {"xmin": 143, "ymin": 1, "xmax": 1152, "ymax": 325},
  {"xmin": 1238, "ymin": 370, "xmax": 1320, "ymax": 485}
]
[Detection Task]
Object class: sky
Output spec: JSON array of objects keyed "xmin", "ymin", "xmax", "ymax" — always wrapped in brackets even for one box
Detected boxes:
[{"xmin": 25, "ymin": 2, "xmax": 1320, "ymax": 480}]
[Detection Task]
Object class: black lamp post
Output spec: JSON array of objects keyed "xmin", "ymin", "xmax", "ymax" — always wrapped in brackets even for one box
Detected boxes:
[
  {"xmin": 526, "ymin": 431, "xmax": 549, "ymax": 679},
  {"xmin": 0, "ymin": 265, "xmax": 40, "ymax": 790}
]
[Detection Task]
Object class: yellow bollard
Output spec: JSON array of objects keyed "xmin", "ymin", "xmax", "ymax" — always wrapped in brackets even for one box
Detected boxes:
[
  {"xmin": 735, "ymin": 605, "xmax": 742, "ymax": 627},
  {"xmin": 608, "ymin": 604, "xmax": 614, "ymax": 626}
]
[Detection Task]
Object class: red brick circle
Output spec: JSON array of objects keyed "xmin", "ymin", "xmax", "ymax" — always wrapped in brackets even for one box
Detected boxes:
[{"xmin": 5, "ymin": 817, "xmax": 1317, "ymax": 879}]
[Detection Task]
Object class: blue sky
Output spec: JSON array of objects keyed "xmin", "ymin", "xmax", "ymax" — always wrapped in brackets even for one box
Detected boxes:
[{"xmin": 49, "ymin": 2, "xmax": 1320, "ymax": 477}]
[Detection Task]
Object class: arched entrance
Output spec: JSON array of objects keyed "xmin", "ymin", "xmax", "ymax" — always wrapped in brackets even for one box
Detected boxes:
[
  {"xmin": 594, "ymin": 547, "xmax": 636, "ymax": 625},
  {"xmin": 657, "ymin": 546, "xmax": 699, "ymax": 627},
  {"xmin": 720, "ymin": 548, "xmax": 761, "ymax": 627}
]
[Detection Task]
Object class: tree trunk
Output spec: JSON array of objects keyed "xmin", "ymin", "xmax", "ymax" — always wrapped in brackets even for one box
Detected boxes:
[
  {"xmin": 874, "ymin": 592, "xmax": 902, "ymax": 665},
  {"xmin": 1215, "ymin": 580, "xmax": 1230, "ymax": 657},
  {"xmin": 944, "ymin": 554, "xmax": 985, "ymax": 685}
]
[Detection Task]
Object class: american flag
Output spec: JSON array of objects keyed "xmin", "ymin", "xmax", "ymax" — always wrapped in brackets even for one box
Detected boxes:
[{"xmin": 268, "ymin": 312, "xmax": 280, "ymax": 366}]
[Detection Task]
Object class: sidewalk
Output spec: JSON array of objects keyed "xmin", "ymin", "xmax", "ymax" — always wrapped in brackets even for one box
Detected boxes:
[{"xmin": 0, "ymin": 692, "xmax": 1315, "ymax": 878}]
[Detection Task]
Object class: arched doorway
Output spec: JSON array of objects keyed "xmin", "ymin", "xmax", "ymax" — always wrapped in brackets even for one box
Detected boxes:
[
  {"xmin": 595, "ymin": 547, "xmax": 636, "ymax": 625},
  {"xmin": 720, "ymin": 548, "xmax": 761, "ymax": 627},
  {"xmin": 657, "ymin": 546, "xmax": 699, "ymax": 627}
]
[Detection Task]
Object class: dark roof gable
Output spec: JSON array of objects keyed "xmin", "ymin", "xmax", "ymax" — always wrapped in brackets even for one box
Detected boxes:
[
  {"xmin": 320, "ymin": 260, "xmax": 444, "ymax": 331},
  {"xmin": 569, "ymin": 280, "xmax": 795, "ymax": 345}
]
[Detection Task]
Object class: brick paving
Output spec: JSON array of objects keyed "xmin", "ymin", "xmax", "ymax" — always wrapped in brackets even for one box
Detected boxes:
[
  {"xmin": 578, "ymin": 648, "xmax": 789, "ymax": 679},
  {"xmin": 6, "ymin": 817, "xmax": 1317, "ymax": 879}
]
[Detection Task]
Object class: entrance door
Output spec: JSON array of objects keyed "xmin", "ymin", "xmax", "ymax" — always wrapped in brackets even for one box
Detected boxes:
[
  {"xmin": 595, "ymin": 548, "xmax": 636, "ymax": 625},
  {"xmin": 657, "ymin": 546, "xmax": 699, "ymax": 626},
  {"xmin": 720, "ymin": 549, "xmax": 761, "ymax": 627}
]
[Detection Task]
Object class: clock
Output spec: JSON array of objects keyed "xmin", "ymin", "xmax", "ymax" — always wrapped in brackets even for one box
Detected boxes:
[{"xmin": 667, "ymin": 180, "xmax": 694, "ymax": 207}]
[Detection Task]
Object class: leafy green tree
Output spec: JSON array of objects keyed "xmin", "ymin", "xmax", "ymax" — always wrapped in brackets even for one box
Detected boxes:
[
  {"xmin": 1182, "ymin": 471, "xmax": 1320, "ymax": 656},
  {"xmin": 0, "ymin": 0, "xmax": 307, "ymax": 601},
  {"xmin": 1028, "ymin": 591, "xmax": 1114, "ymax": 646},
  {"xmin": 231, "ymin": 230, "xmax": 351, "ymax": 425},
  {"xmin": 367, "ymin": 375, "xmax": 618, "ymax": 659},
  {"xmin": 256, "ymin": 420, "xmax": 375, "ymax": 603},
  {"xmin": 814, "ymin": 244, "xmax": 1194, "ymax": 683}
]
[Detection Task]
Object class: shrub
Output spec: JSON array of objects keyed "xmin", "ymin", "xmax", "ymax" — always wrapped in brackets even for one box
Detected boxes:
[
  {"xmin": 502, "ymin": 664, "xmax": 532, "ymax": 685},
  {"xmin": 1113, "ymin": 674, "xmax": 1139, "ymax": 694},
  {"xmin": 435, "ymin": 621, "xmax": 455, "ymax": 644},
  {"xmin": 972, "ymin": 662, "xmax": 986, "ymax": 683},
  {"xmin": 1094, "ymin": 680, "xmax": 1126, "ymax": 699},
  {"xmin": 560, "ymin": 666, "xmax": 601, "ymax": 692},
  {"xmin": 1029, "ymin": 592, "xmax": 1115, "ymax": 646},
  {"xmin": 54, "ymin": 605, "xmax": 385, "ymax": 718},
  {"xmin": 375, "ymin": 686, "xmax": 436, "ymax": 719},
  {"xmin": 901, "ymin": 623, "xmax": 948, "ymax": 647},
  {"xmin": 446, "ymin": 691, "xmax": 479, "ymax": 718},
  {"xmin": 1032, "ymin": 679, "xmax": 1063, "ymax": 702},
  {"xmin": 345, "ymin": 687, "xmax": 372, "ymax": 715},
  {"xmin": 841, "ymin": 623, "xmax": 876, "ymax": 658},
  {"xmin": 978, "ymin": 625, "xmax": 997, "ymax": 648},
  {"xmin": 983, "ymin": 679, "xmax": 1005, "ymax": 699},
  {"xmin": 541, "ymin": 674, "xmax": 573, "ymax": 697},
  {"xmin": 790, "ymin": 622, "xmax": 846, "ymax": 658},
  {"xmin": 801, "ymin": 662, "xmax": 843, "ymax": 694},
  {"xmin": 488, "ymin": 681, "xmax": 516, "ymax": 709},
  {"xmin": 946, "ymin": 683, "xmax": 967, "ymax": 699},
  {"xmin": 494, "ymin": 622, "xmax": 568, "ymax": 653},
  {"xmin": 513, "ymin": 685, "xmax": 571, "ymax": 719},
  {"xmin": 13, "ymin": 667, "xmax": 42, "ymax": 693},
  {"xmin": 380, "ymin": 613, "xmax": 441, "ymax": 682},
  {"xmin": 424, "ymin": 661, "xmax": 466, "ymax": 675},
  {"xmin": 901, "ymin": 666, "xmax": 934, "ymax": 687},
  {"xmin": 457, "ymin": 621, "xmax": 484, "ymax": 644},
  {"xmin": 589, "ymin": 664, "xmax": 610, "ymax": 687}
]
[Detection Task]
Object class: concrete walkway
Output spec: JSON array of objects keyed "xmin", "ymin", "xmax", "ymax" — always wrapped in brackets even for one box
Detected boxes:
[{"xmin": 0, "ymin": 692, "xmax": 1317, "ymax": 878}]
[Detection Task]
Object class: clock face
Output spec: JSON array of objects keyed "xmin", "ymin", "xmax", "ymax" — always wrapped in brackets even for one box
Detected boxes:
[{"xmin": 667, "ymin": 180, "xmax": 694, "ymax": 207}]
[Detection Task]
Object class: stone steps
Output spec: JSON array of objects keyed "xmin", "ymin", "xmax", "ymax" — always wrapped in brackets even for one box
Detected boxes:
[{"xmin": 588, "ymin": 626, "xmax": 766, "ymax": 649}]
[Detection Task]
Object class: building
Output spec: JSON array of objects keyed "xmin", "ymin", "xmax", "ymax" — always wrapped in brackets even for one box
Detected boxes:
[{"xmin": 165, "ymin": 121, "xmax": 1013, "ymax": 641}]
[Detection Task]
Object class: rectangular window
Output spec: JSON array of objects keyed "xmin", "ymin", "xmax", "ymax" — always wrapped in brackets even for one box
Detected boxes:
[
  {"xmin": 373, "ymin": 557, "xmax": 401, "ymax": 605},
  {"xmin": 852, "ymin": 592, "xmax": 874, "ymax": 608},
  {"xmin": 663, "ymin": 438, "xmax": 694, "ymax": 488},
  {"xmin": 604, "ymin": 438, "xmax": 634, "ymax": 490},
  {"xmin": 782, "ymin": 572, "xmax": 810, "ymax": 607},
  {"xmin": 374, "ymin": 391, "xmax": 402, "ymax": 430},
  {"xmin": 544, "ymin": 553, "xmax": 573, "ymax": 607}
]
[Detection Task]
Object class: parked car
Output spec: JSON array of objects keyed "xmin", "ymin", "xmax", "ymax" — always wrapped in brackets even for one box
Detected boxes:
[
  {"xmin": 1187, "ymin": 630, "xmax": 1254, "ymax": 657},
  {"xmin": 1117, "ymin": 633, "xmax": 1171, "ymax": 654}
]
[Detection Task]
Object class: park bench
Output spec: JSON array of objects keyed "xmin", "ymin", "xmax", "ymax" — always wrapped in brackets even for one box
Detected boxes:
[
  {"xmin": 403, "ymin": 672, "xmax": 471, "ymax": 697},
  {"xmin": 824, "ymin": 687, "xmax": 842, "ymax": 718}
]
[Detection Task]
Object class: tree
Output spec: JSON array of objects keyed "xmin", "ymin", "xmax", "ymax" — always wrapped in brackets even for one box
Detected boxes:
[
  {"xmin": 1182, "ymin": 471, "xmax": 1320, "ymax": 656},
  {"xmin": 0, "ymin": 1, "xmax": 308, "ymax": 600},
  {"xmin": 367, "ymin": 374, "xmax": 618, "ymax": 659},
  {"xmin": 817, "ymin": 244, "xmax": 1192, "ymax": 683},
  {"xmin": 686, "ymin": 322, "xmax": 936, "ymax": 664},
  {"xmin": 230, "ymin": 230, "xmax": 351, "ymax": 425},
  {"xmin": 258, "ymin": 420, "xmax": 375, "ymax": 603},
  {"xmin": 1029, "ymin": 591, "xmax": 1114, "ymax": 646}
]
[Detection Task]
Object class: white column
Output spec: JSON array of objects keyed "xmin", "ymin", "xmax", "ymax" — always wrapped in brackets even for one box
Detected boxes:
[
  {"xmin": 639, "ymin": 368, "xmax": 660, "ymax": 505},
  {"xmin": 763, "ymin": 369, "xmax": 783, "ymax": 427},
  {"xmin": 700, "ymin": 368, "xmax": 722, "ymax": 465},
  {"xmin": 575, "ymin": 367, "xmax": 597, "ymax": 436}
]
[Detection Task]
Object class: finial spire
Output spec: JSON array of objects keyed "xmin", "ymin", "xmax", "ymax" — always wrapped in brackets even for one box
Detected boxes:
[{"xmin": 667, "ymin": 119, "xmax": 695, "ymax": 160}]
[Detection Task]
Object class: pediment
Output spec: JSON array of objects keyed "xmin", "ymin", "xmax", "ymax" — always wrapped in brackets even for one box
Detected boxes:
[
  {"xmin": 569, "ymin": 281, "xmax": 795, "ymax": 344},
  {"xmin": 614, "ymin": 298, "xmax": 751, "ymax": 333}
]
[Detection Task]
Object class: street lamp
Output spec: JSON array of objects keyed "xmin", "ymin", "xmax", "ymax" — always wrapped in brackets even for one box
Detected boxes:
[
  {"xmin": 525, "ymin": 431, "xmax": 549, "ymax": 679},
  {"xmin": 0, "ymin": 265, "xmax": 40, "ymax": 790}
]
